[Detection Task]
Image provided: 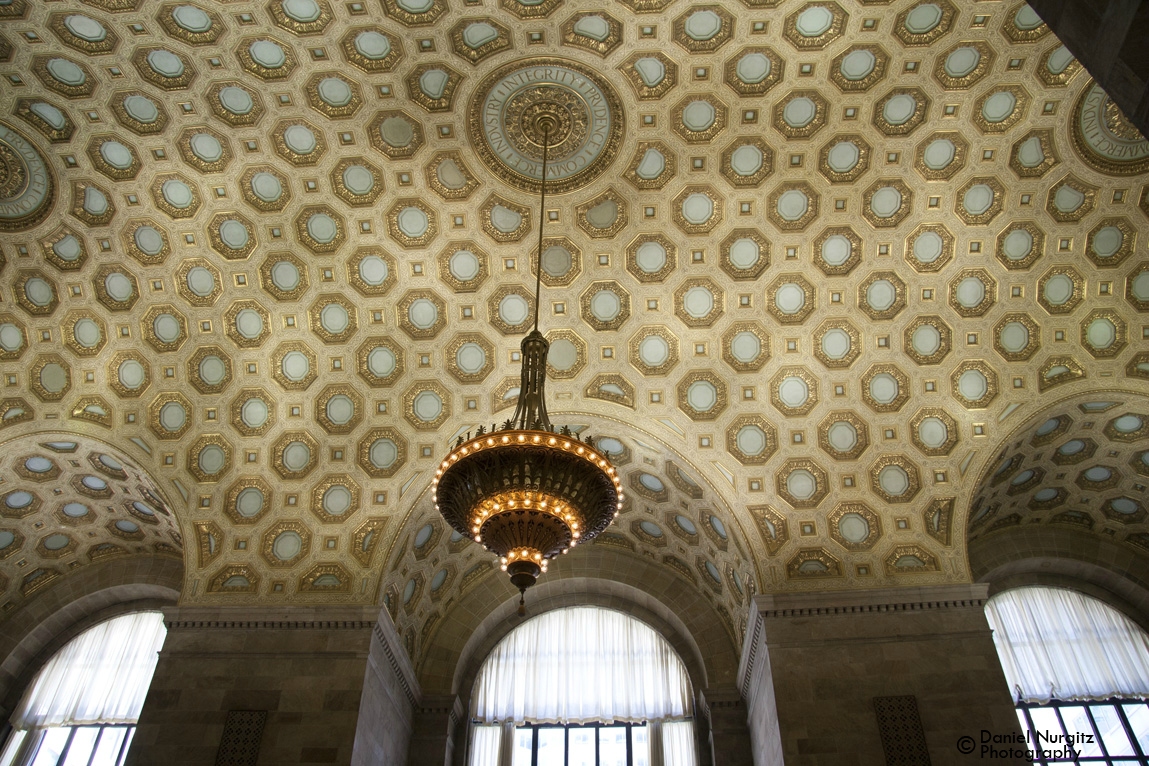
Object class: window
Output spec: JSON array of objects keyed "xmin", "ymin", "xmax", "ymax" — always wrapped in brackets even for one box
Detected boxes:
[
  {"xmin": 468, "ymin": 607, "xmax": 696, "ymax": 766},
  {"xmin": 986, "ymin": 587, "xmax": 1149, "ymax": 765},
  {"xmin": 1014, "ymin": 699, "xmax": 1149, "ymax": 764},
  {"xmin": 0, "ymin": 612, "xmax": 167, "ymax": 766},
  {"xmin": 510, "ymin": 722, "xmax": 649, "ymax": 766},
  {"xmin": 5, "ymin": 725, "xmax": 136, "ymax": 766}
]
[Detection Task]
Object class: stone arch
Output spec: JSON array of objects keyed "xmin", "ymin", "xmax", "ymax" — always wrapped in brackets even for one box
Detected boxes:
[
  {"xmin": 450, "ymin": 578, "xmax": 709, "ymax": 705},
  {"xmin": 965, "ymin": 387, "xmax": 1149, "ymax": 629},
  {"xmin": 970, "ymin": 526, "xmax": 1149, "ymax": 631},
  {"xmin": 382, "ymin": 411, "xmax": 757, "ymax": 706},
  {"xmin": 0, "ymin": 430, "xmax": 187, "ymax": 616},
  {"xmin": 417, "ymin": 545, "xmax": 741, "ymax": 701},
  {"xmin": 0, "ymin": 554, "xmax": 182, "ymax": 719}
]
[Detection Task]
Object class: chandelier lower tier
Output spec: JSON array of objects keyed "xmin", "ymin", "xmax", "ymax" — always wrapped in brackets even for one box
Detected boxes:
[{"xmin": 433, "ymin": 424, "xmax": 622, "ymax": 594}]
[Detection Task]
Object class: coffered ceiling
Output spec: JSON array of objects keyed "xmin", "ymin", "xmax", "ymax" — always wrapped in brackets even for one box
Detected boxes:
[{"xmin": 0, "ymin": 0, "xmax": 1146, "ymax": 658}]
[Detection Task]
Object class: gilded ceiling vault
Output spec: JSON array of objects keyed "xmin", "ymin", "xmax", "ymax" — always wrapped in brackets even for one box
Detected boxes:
[{"xmin": 0, "ymin": 0, "xmax": 1146, "ymax": 662}]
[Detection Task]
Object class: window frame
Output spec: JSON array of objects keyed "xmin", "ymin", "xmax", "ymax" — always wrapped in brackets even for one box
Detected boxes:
[
  {"xmin": 512, "ymin": 721, "xmax": 650, "ymax": 766},
  {"xmin": 14, "ymin": 723, "xmax": 136, "ymax": 766},
  {"xmin": 1014, "ymin": 697, "xmax": 1149, "ymax": 765}
]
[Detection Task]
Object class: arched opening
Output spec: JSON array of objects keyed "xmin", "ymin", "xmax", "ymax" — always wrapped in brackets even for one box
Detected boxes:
[
  {"xmin": 0, "ymin": 612, "xmax": 167, "ymax": 766},
  {"xmin": 382, "ymin": 416, "xmax": 756, "ymax": 700},
  {"xmin": 985, "ymin": 586, "xmax": 1149, "ymax": 762},
  {"xmin": 466, "ymin": 606, "xmax": 697, "ymax": 766},
  {"xmin": 967, "ymin": 391, "xmax": 1149, "ymax": 628}
]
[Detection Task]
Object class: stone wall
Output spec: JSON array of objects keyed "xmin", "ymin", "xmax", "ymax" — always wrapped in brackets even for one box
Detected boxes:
[
  {"xmin": 19, "ymin": 581, "xmax": 1040, "ymax": 765},
  {"xmin": 352, "ymin": 608, "xmax": 421, "ymax": 766},
  {"xmin": 127, "ymin": 605, "xmax": 390, "ymax": 766},
  {"xmin": 738, "ymin": 585, "xmax": 1027, "ymax": 766}
]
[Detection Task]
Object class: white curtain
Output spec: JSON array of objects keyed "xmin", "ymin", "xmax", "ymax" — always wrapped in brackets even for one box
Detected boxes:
[
  {"xmin": 468, "ymin": 725, "xmax": 502, "ymax": 766},
  {"xmin": 985, "ymin": 586, "xmax": 1149, "ymax": 703},
  {"xmin": 472, "ymin": 607, "xmax": 692, "ymax": 724},
  {"xmin": 660, "ymin": 721, "xmax": 697, "ymax": 766},
  {"xmin": 10, "ymin": 611, "xmax": 167, "ymax": 728}
]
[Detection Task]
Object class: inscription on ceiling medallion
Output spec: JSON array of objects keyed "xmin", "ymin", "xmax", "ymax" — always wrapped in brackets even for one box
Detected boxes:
[
  {"xmin": 0, "ymin": 123, "xmax": 53, "ymax": 231},
  {"xmin": 468, "ymin": 58, "xmax": 623, "ymax": 193},
  {"xmin": 1071, "ymin": 81, "xmax": 1149, "ymax": 176}
]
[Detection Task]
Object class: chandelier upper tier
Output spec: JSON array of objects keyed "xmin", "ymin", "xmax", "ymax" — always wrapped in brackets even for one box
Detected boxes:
[{"xmin": 434, "ymin": 102, "xmax": 623, "ymax": 609}]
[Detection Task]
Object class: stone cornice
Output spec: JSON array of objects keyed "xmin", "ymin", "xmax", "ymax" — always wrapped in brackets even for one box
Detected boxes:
[
  {"xmin": 699, "ymin": 685, "xmax": 746, "ymax": 718},
  {"xmin": 416, "ymin": 694, "xmax": 465, "ymax": 728},
  {"xmin": 738, "ymin": 615, "xmax": 764, "ymax": 700},
  {"xmin": 166, "ymin": 619, "xmax": 376, "ymax": 630},
  {"xmin": 750, "ymin": 583, "xmax": 990, "ymax": 618},
  {"xmin": 162, "ymin": 605, "xmax": 381, "ymax": 630}
]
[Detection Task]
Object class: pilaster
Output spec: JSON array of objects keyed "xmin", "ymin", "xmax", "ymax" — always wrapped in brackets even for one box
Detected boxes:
[{"xmin": 701, "ymin": 685, "xmax": 753, "ymax": 766}]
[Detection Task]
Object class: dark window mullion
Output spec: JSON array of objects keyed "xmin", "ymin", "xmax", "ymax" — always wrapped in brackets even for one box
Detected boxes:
[
  {"xmin": 1020, "ymin": 706, "xmax": 1049, "ymax": 766},
  {"xmin": 53, "ymin": 726, "xmax": 78, "ymax": 766},
  {"xmin": 1052, "ymin": 705, "xmax": 1077, "ymax": 765},
  {"xmin": 84, "ymin": 725, "xmax": 104, "ymax": 766},
  {"xmin": 114, "ymin": 726, "xmax": 133, "ymax": 766},
  {"xmin": 1112, "ymin": 702, "xmax": 1146, "ymax": 762},
  {"xmin": 1082, "ymin": 705, "xmax": 1112, "ymax": 761}
]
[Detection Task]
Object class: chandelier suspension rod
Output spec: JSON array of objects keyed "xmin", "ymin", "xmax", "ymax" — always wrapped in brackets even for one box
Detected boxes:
[{"xmin": 532, "ymin": 125, "xmax": 549, "ymax": 333}]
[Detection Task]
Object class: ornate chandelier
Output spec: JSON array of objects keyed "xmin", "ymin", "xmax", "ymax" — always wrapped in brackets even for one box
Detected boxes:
[{"xmin": 432, "ymin": 117, "xmax": 623, "ymax": 613}]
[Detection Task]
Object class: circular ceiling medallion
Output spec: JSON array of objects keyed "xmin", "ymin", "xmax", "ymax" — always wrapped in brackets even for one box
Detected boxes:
[
  {"xmin": 1071, "ymin": 81, "xmax": 1149, "ymax": 175},
  {"xmin": 468, "ymin": 58, "xmax": 624, "ymax": 193},
  {"xmin": 0, "ymin": 123, "xmax": 53, "ymax": 231}
]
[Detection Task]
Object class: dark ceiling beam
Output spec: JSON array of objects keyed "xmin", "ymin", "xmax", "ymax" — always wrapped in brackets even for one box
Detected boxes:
[{"xmin": 1025, "ymin": 0, "xmax": 1149, "ymax": 137}]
